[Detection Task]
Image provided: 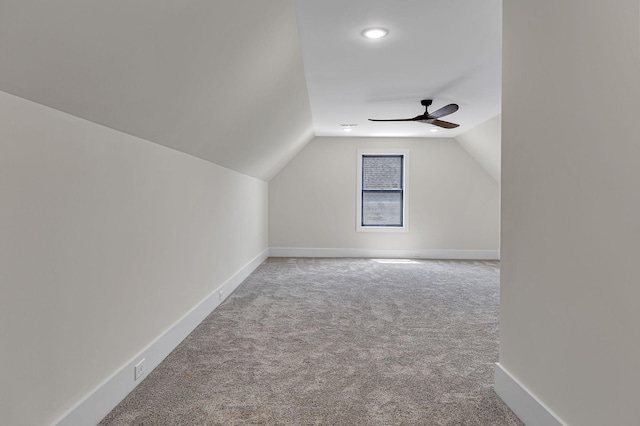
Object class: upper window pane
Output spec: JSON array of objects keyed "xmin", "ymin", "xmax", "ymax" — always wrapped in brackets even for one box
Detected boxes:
[{"xmin": 362, "ymin": 156, "xmax": 403, "ymax": 190}]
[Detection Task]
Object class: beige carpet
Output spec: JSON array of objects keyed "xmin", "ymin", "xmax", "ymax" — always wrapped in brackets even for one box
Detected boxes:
[{"xmin": 100, "ymin": 257, "xmax": 522, "ymax": 425}]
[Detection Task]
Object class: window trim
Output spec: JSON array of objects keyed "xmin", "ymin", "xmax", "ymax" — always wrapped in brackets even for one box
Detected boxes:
[{"xmin": 356, "ymin": 149, "xmax": 410, "ymax": 233}]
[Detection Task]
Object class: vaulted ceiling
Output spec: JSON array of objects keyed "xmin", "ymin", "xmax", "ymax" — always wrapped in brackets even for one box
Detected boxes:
[
  {"xmin": 0, "ymin": 0, "xmax": 313, "ymax": 180},
  {"xmin": 0, "ymin": 0, "xmax": 501, "ymax": 182}
]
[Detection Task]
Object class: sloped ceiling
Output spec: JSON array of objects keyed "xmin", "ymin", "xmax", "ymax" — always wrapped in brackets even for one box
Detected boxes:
[
  {"xmin": 0, "ymin": 0, "xmax": 313, "ymax": 181},
  {"xmin": 454, "ymin": 114, "xmax": 501, "ymax": 183},
  {"xmin": 0, "ymin": 0, "xmax": 502, "ymax": 182}
]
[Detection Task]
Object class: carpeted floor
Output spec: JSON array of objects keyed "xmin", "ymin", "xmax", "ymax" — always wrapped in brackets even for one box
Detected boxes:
[{"xmin": 100, "ymin": 257, "xmax": 522, "ymax": 425}]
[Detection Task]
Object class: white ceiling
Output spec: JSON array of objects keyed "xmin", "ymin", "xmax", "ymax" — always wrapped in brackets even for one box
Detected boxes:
[
  {"xmin": 295, "ymin": 0, "xmax": 502, "ymax": 138},
  {"xmin": 0, "ymin": 0, "xmax": 502, "ymax": 180},
  {"xmin": 0, "ymin": 0, "xmax": 313, "ymax": 181}
]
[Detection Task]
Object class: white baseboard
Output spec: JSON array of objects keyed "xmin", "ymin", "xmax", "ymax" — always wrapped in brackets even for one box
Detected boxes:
[
  {"xmin": 269, "ymin": 247, "xmax": 499, "ymax": 260},
  {"xmin": 494, "ymin": 363, "xmax": 566, "ymax": 426},
  {"xmin": 53, "ymin": 248, "xmax": 269, "ymax": 426}
]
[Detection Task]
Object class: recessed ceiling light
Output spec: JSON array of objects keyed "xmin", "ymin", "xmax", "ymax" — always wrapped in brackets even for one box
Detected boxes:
[
  {"xmin": 430, "ymin": 128, "xmax": 438, "ymax": 133},
  {"xmin": 341, "ymin": 124, "xmax": 358, "ymax": 132},
  {"xmin": 361, "ymin": 27, "xmax": 389, "ymax": 39}
]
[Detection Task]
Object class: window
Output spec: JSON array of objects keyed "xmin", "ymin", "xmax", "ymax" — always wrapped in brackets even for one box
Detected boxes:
[{"xmin": 356, "ymin": 149, "xmax": 409, "ymax": 232}]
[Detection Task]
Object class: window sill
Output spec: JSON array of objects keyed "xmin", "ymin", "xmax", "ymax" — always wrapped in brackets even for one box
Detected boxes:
[{"xmin": 356, "ymin": 225, "xmax": 409, "ymax": 233}]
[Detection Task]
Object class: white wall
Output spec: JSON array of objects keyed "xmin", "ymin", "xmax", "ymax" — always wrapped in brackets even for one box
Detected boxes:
[
  {"xmin": 499, "ymin": 1, "xmax": 640, "ymax": 425},
  {"xmin": 269, "ymin": 136, "xmax": 499, "ymax": 256},
  {"xmin": 0, "ymin": 91, "xmax": 268, "ymax": 426}
]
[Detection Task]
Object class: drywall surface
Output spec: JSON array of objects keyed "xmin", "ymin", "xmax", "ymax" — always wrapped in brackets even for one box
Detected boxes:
[
  {"xmin": 269, "ymin": 136, "xmax": 499, "ymax": 252},
  {"xmin": 455, "ymin": 114, "xmax": 501, "ymax": 183},
  {"xmin": 0, "ymin": 0, "xmax": 313, "ymax": 181},
  {"xmin": 0, "ymin": 91, "xmax": 268, "ymax": 425},
  {"xmin": 500, "ymin": 1, "xmax": 640, "ymax": 425}
]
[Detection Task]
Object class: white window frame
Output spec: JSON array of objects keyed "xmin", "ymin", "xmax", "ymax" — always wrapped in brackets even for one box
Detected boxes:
[{"xmin": 356, "ymin": 148, "xmax": 410, "ymax": 233}]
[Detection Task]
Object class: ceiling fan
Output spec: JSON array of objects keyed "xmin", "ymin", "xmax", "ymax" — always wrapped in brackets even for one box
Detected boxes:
[{"xmin": 369, "ymin": 99, "xmax": 460, "ymax": 129}]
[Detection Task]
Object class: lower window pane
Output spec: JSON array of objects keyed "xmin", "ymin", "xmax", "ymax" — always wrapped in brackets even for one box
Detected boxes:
[{"xmin": 362, "ymin": 191, "xmax": 402, "ymax": 226}]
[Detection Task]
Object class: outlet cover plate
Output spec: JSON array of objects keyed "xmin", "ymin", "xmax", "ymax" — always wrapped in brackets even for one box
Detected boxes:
[{"xmin": 134, "ymin": 358, "xmax": 146, "ymax": 381}]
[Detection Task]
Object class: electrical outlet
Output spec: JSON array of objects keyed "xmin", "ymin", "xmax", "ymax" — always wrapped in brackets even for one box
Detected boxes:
[
  {"xmin": 134, "ymin": 358, "xmax": 146, "ymax": 381},
  {"xmin": 412, "ymin": 252, "xmax": 421, "ymax": 258}
]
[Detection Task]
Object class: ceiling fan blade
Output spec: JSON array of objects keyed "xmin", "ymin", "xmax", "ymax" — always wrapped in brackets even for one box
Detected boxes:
[
  {"xmin": 431, "ymin": 119, "xmax": 459, "ymax": 129},
  {"xmin": 426, "ymin": 103, "xmax": 459, "ymax": 119},
  {"xmin": 368, "ymin": 118, "xmax": 417, "ymax": 122}
]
